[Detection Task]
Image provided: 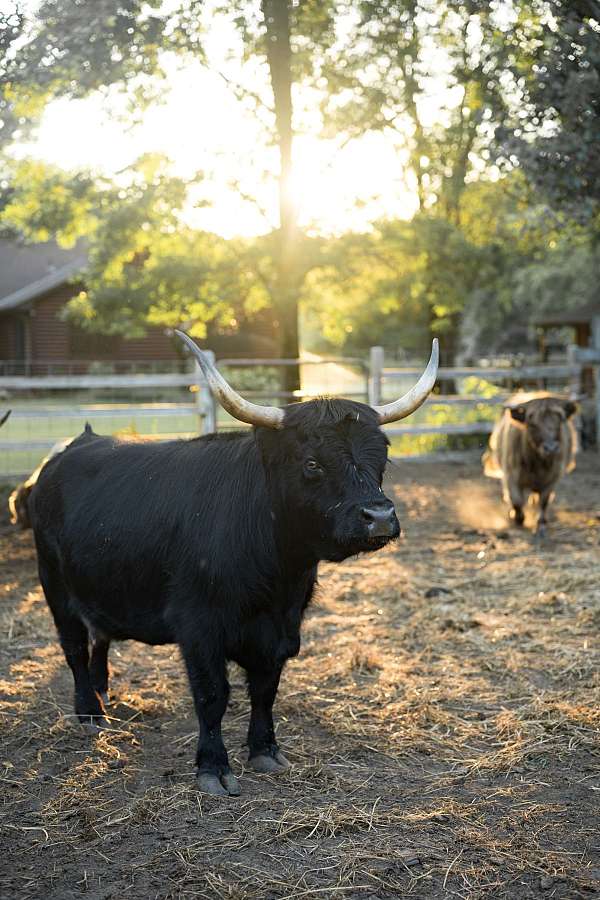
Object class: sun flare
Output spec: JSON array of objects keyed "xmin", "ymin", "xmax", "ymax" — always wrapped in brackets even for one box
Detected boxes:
[{"xmin": 15, "ymin": 58, "xmax": 419, "ymax": 239}]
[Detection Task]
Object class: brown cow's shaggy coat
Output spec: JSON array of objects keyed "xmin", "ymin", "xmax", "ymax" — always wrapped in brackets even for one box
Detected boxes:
[{"xmin": 483, "ymin": 393, "xmax": 577, "ymax": 535}]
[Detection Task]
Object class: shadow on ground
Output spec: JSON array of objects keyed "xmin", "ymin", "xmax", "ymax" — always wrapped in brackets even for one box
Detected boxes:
[{"xmin": 1, "ymin": 453, "xmax": 599, "ymax": 899}]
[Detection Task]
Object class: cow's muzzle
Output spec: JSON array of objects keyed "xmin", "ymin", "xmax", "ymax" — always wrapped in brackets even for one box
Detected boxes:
[
  {"xmin": 542, "ymin": 440, "xmax": 560, "ymax": 456},
  {"xmin": 360, "ymin": 502, "xmax": 399, "ymax": 539}
]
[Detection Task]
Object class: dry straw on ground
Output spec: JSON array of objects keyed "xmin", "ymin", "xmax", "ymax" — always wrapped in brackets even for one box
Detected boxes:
[{"xmin": 1, "ymin": 452, "xmax": 599, "ymax": 899}]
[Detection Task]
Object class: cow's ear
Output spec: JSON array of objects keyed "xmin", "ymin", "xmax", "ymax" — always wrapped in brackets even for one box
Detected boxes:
[
  {"xmin": 509, "ymin": 405, "xmax": 526, "ymax": 423},
  {"xmin": 562, "ymin": 400, "xmax": 577, "ymax": 419}
]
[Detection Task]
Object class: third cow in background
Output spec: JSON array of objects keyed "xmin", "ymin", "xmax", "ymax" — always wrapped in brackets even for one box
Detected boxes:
[{"xmin": 483, "ymin": 393, "xmax": 578, "ymax": 536}]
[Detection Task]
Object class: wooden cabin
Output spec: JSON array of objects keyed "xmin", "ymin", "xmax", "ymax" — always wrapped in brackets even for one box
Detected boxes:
[{"xmin": 0, "ymin": 238, "xmax": 277, "ymax": 375}]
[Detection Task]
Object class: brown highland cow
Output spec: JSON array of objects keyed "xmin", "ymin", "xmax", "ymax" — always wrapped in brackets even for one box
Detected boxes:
[{"xmin": 483, "ymin": 393, "xmax": 578, "ymax": 536}]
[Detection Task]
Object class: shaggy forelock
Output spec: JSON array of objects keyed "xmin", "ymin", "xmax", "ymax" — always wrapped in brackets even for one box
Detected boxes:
[{"xmin": 282, "ymin": 398, "xmax": 380, "ymax": 431}]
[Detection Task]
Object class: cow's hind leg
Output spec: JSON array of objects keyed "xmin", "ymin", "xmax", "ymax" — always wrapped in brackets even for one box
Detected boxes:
[
  {"xmin": 89, "ymin": 635, "xmax": 111, "ymax": 705},
  {"xmin": 39, "ymin": 562, "xmax": 107, "ymax": 728},
  {"xmin": 246, "ymin": 666, "xmax": 289, "ymax": 774},
  {"xmin": 181, "ymin": 644, "xmax": 240, "ymax": 797}
]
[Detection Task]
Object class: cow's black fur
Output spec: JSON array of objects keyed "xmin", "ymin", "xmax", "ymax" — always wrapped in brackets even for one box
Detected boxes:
[{"xmin": 30, "ymin": 399, "xmax": 400, "ymax": 795}]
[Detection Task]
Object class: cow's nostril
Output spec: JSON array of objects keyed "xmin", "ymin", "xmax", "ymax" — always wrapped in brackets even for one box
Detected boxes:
[
  {"xmin": 361, "ymin": 506, "xmax": 393, "ymax": 522},
  {"xmin": 543, "ymin": 441, "xmax": 559, "ymax": 454}
]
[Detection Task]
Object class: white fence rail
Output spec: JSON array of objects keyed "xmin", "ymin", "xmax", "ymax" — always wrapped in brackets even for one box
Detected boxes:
[
  {"xmin": 0, "ymin": 342, "xmax": 597, "ymax": 478},
  {"xmin": 368, "ymin": 345, "xmax": 585, "ymax": 439},
  {"xmin": 0, "ymin": 353, "xmax": 369, "ymax": 477}
]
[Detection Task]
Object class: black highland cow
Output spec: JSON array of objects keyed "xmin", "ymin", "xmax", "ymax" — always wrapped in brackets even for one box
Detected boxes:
[{"xmin": 30, "ymin": 332, "xmax": 438, "ymax": 796}]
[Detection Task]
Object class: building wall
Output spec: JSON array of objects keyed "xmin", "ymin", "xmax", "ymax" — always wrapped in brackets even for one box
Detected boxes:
[
  {"xmin": 25, "ymin": 284, "xmax": 179, "ymax": 364},
  {"xmin": 0, "ymin": 313, "xmax": 18, "ymax": 358},
  {"xmin": 31, "ymin": 286, "xmax": 72, "ymax": 360},
  {"xmin": 1, "ymin": 284, "xmax": 278, "ymax": 368}
]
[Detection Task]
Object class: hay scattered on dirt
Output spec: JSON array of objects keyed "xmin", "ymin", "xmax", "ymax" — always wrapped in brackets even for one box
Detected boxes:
[{"xmin": 1, "ymin": 453, "xmax": 599, "ymax": 899}]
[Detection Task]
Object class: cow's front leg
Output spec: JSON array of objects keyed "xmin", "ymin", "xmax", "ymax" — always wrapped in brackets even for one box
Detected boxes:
[
  {"xmin": 536, "ymin": 487, "xmax": 554, "ymax": 538},
  {"xmin": 507, "ymin": 478, "xmax": 527, "ymax": 527},
  {"xmin": 181, "ymin": 644, "xmax": 240, "ymax": 797},
  {"xmin": 246, "ymin": 666, "xmax": 290, "ymax": 774}
]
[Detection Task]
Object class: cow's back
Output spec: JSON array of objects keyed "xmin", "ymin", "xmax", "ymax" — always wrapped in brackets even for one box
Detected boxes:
[{"xmin": 29, "ymin": 430, "xmax": 272, "ymax": 644}]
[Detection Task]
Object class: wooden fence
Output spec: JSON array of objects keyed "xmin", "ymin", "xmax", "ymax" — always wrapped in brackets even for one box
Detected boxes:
[
  {"xmin": 369, "ymin": 345, "xmax": 584, "ymax": 439},
  {"xmin": 0, "ymin": 343, "xmax": 596, "ymax": 478},
  {"xmin": 0, "ymin": 354, "xmax": 368, "ymax": 476}
]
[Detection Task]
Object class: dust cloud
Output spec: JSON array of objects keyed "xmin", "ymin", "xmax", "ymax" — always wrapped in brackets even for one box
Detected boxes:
[{"xmin": 449, "ymin": 479, "xmax": 508, "ymax": 531}]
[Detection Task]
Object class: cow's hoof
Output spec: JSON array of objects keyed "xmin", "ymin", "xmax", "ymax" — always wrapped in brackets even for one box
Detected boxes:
[
  {"xmin": 80, "ymin": 715, "xmax": 109, "ymax": 732},
  {"xmin": 248, "ymin": 752, "xmax": 290, "ymax": 774},
  {"xmin": 221, "ymin": 772, "xmax": 241, "ymax": 796},
  {"xmin": 197, "ymin": 771, "xmax": 240, "ymax": 797}
]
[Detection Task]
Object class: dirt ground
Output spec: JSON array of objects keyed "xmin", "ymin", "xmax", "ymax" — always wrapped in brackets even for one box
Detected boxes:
[{"xmin": 1, "ymin": 451, "xmax": 599, "ymax": 900}]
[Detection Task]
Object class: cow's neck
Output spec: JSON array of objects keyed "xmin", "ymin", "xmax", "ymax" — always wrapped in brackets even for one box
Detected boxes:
[{"xmin": 214, "ymin": 434, "xmax": 319, "ymax": 595}]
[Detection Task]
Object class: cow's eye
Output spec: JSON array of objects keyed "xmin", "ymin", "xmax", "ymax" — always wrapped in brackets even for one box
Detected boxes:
[{"xmin": 304, "ymin": 458, "xmax": 323, "ymax": 476}]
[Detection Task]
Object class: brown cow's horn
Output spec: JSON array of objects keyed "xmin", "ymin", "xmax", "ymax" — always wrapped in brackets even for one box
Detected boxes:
[
  {"xmin": 174, "ymin": 331, "xmax": 285, "ymax": 429},
  {"xmin": 373, "ymin": 339, "xmax": 439, "ymax": 424}
]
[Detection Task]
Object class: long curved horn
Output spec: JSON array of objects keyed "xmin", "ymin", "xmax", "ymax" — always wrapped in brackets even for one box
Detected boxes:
[
  {"xmin": 373, "ymin": 339, "xmax": 439, "ymax": 424},
  {"xmin": 0, "ymin": 410, "xmax": 11, "ymax": 427},
  {"xmin": 174, "ymin": 331, "xmax": 285, "ymax": 429}
]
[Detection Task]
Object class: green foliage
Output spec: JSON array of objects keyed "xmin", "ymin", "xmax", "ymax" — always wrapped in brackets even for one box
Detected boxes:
[
  {"xmin": 226, "ymin": 0, "xmax": 338, "ymax": 82},
  {"xmin": 1, "ymin": 154, "xmax": 265, "ymax": 339},
  {"xmin": 1, "ymin": 0, "xmax": 205, "ymax": 144},
  {"xmin": 2, "ymin": 0, "xmax": 600, "ymax": 370},
  {"xmin": 321, "ymin": 1, "xmax": 510, "ymax": 219},
  {"xmin": 1, "ymin": 159, "xmax": 97, "ymax": 245},
  {"xmin": 387, "ymin": 386, "xmax": 503, "ymax": 455},
  {"xmin": 304, "ymin": 200, "xmax": 497, "ymax": 357},
  {"xmin": 494, "ymin": 1, "xmax": 600, "ymax": 221},
  {"xmin": 0, "ymin": 6, "xmax": 26, "ymax": 145}
]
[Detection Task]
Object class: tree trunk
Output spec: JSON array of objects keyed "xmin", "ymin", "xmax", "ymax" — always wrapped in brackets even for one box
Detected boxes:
[{"xmin": 262, "ymin": 0, "xmax": 301, "ymax": 396}]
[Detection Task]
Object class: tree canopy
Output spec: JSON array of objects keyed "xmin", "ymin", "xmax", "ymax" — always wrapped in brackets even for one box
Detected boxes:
[
  {"xmin": 1, "ymin": 0, "xmax": 599, "ymax": 366},
  {"xmin": 495, "ymin": 0, "xmax": 600, "ymax": 220}
]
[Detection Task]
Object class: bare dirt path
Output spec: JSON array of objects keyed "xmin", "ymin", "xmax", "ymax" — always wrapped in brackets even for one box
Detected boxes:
[{"xmin": 1, "ymin": 452, "xmax": 599, "ymax": 899}]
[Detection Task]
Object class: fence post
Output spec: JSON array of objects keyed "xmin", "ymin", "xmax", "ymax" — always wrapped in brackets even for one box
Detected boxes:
[
  {"xmin": 593, "ymin": 316, "xmax": 600, "ymax": 449},
  {"xmin": 566, "ymin": 343, "xmax": 581, "ymax": 398},
  {"xmin": 194, "ymin": 350, "xmax": 217, "ymax": 435},
  {"xmin": 369, "ymin": 346, "xmax": 384, "ymax": 407}
]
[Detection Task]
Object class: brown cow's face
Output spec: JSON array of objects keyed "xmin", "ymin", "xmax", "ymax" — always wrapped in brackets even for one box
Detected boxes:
[{"xmin": 510, "ymin": 400, "xmax": 576, "ymax": 459}]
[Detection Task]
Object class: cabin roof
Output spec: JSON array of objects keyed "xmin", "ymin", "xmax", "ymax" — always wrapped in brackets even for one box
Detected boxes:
[{"xmin": 0, "ymin": 238, "xmax": 86, "ymax": 313}]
